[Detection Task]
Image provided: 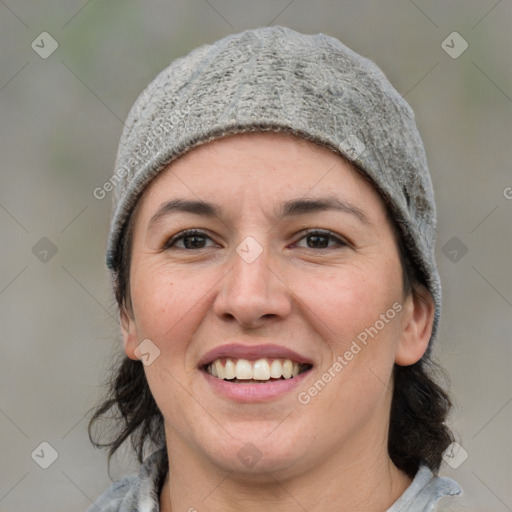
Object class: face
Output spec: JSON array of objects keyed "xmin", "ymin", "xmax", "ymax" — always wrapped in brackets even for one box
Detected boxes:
[{"xmin": 121, "ymin": 132, "xmax": 433, "ymax": 480}]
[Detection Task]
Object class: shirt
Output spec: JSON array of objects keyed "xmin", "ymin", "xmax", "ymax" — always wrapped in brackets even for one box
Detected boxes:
[{"xmin": 88, "ymin": 448, "xmax": 462, "ymax": 512}]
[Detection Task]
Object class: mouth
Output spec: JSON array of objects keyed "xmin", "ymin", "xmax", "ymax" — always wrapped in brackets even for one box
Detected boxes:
[{"xmin": 203, "ymin": 357, "xmax": 313, "ymax": 383}]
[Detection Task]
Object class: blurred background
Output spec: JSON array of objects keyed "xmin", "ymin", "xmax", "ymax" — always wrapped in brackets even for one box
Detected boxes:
[{"xmin": 1, "ymin": 1, "xmax": 511, "ymax": 510}]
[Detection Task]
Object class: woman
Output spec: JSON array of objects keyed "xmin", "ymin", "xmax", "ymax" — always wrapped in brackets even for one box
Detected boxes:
[{"xmin": 88, "ymin": 26, "xmax": 462, "ymax": 511}]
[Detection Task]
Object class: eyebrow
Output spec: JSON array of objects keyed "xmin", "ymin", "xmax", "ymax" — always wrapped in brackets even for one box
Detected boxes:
[{"xmin": 148, "ymin": 196, "xmax": 372, "ymax": 229}]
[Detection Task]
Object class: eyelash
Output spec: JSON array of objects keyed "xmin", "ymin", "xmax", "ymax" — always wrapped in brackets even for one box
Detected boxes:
[{"xmin": 164, "ymin": 228, "xmax": 348, "ymax": 250}]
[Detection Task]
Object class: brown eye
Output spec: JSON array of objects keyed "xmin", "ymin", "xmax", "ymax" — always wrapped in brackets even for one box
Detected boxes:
[
  {"xmin": 295, "ymin": 229, "xmax": 347, "ymax": 249},
  {"xmin": 165, "ymin": 230, "xmax": 216, "ymax": 250}
]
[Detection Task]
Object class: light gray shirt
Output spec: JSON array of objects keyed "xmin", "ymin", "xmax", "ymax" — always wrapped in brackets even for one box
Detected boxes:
[{"xmin": 88, "ymin": 449, "xmax": 462, "ymax": 512}]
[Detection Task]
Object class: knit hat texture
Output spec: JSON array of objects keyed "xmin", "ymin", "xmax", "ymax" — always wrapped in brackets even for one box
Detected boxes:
[{"xmin": 106, "ymin": 25, "xmax": 441, "ymax": 347}]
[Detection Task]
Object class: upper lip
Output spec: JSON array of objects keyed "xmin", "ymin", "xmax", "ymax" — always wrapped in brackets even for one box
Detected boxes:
[{"xmin": 198, "ymin": 343, "xmax": 314, "ymax": 367}]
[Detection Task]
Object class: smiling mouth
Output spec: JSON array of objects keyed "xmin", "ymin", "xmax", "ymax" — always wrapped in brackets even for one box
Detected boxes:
[{"xmin": 204, "ymin": 357, "xmax": 312, "ymax": 383}]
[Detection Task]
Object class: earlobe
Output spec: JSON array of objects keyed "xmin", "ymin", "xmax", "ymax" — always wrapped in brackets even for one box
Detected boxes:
[
  {"xmin": 120, "ymin": 305, "xmax": 139, "ymax": 361},
  {"xmin": 395, "ymin": 285, "xmax": 435, "ymax": 366}
]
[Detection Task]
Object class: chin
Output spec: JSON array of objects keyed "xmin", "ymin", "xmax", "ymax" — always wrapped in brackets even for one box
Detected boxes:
[
  {"xmin": 200, "ymin": 425, "xmax": 311, "ymax": 479},
  {"xmin": 216, "ymin": 450, "xmax": 306, "ymax": 482}
]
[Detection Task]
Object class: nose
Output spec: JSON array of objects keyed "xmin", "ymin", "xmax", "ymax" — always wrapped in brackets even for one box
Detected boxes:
[{"xmin": 213, "ymin": 241, "xmax": 292, "ymax": 329}]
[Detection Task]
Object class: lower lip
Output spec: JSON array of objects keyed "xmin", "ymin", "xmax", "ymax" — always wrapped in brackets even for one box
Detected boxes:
[{"xmin": 202, "ymin": 370, "xmax": 311, "ymax": 403}]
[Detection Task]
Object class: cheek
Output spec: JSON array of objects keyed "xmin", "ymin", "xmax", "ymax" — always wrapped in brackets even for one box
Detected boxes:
[
  {"xmin": 130, "ymin": 265, "xmax": 215, "ymax": 422},
  {"xmin": 294, "ymin": 266, "xmax": 402, "ymax": 428},
  {"xmin": 289, "ymin": 261, "xmax": 405, "ymax": 413},
  {"xmin": 130, "ymin": 263, "xmax": 218, "ymax": 356},
  {"xmin": 291, "ymin": 262, "xmax": 403, "ymax": 350},
  {"xmin": 131, "ymin": 268, "xmax": 176, "ymax": 336}
]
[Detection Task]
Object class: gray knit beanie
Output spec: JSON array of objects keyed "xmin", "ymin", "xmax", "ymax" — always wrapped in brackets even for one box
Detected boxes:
[{"xmin": 106, "ymin": 25, "xmax": 441, "ymax": 348}]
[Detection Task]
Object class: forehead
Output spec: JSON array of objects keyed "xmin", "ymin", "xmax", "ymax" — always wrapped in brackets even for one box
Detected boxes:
[{"xmin": 136, "ymin": 131, "xmax": 389, "ymax": 224}]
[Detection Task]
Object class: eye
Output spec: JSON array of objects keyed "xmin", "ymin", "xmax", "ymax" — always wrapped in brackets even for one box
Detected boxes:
[
  {"xmin": 294, "ymin": 229, "xmax": 348, "ymax": 249},
  {"xmin": 164, "ymin": 229, "xmax": 217, "ymax": 250},
  {"xmin": 164, "ymin": 229, "xmax": 346, "ymax": 250}
]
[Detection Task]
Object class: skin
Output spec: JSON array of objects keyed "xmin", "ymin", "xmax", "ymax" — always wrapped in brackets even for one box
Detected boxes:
[{"xmin": 120, "ymin": 132, "xmax": 435, "ymax": 512}]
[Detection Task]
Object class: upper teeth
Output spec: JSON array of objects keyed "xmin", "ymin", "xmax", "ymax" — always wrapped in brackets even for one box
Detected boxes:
[{"xmin": 206, "ymin": 358, "xmax": 304, "ymax": 381}]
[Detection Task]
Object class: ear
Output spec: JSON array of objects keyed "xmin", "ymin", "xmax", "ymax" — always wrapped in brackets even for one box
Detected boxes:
[
  {"xmin": 395, "ymin": 284, "xmax": 435, "ymax": 366},
  {"xmin": 120, "ymin": 305, "xmax": 140, "ymax": 361}
]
